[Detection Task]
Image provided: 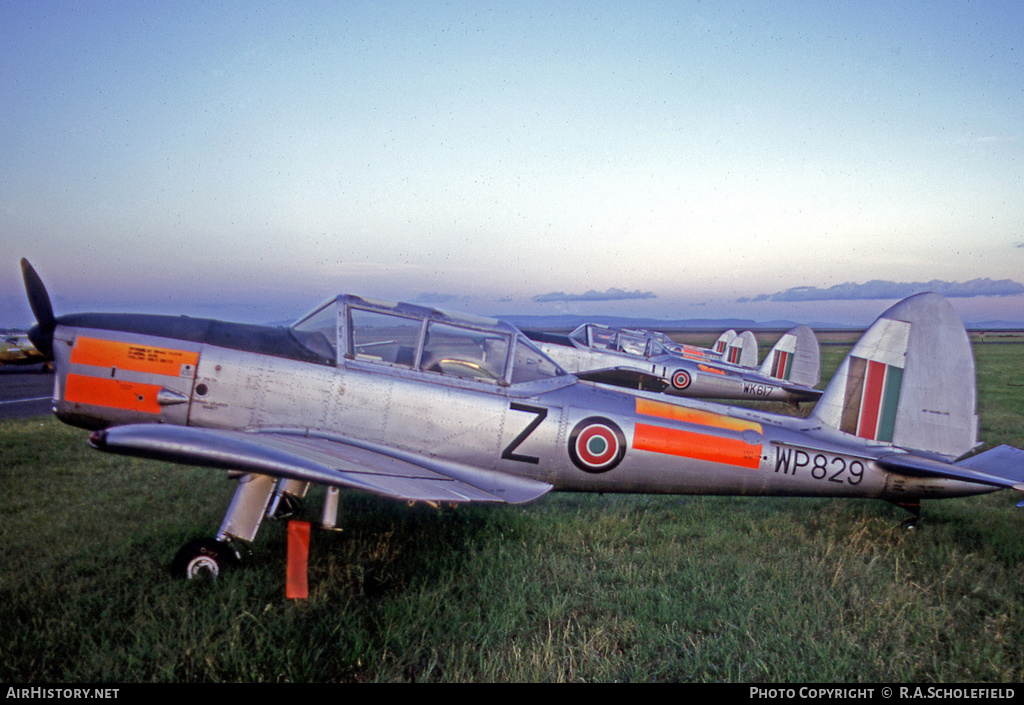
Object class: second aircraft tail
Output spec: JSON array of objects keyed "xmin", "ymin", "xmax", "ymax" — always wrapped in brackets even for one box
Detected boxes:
[
  {"xmin": 724, "ymin": 330, "xmax": 758, "ymax": 367},
  {"xmin": 759, "ymin": 324, "xmax": 820, "ymax": 388}
]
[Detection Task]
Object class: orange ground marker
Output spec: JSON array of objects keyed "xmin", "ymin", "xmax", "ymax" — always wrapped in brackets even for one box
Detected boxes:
[{"xmin": 286, "ymin": 521, "xmax": 310, "ymax": 599}]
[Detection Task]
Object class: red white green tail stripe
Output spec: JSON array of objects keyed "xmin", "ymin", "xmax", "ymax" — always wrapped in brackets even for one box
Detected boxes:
[
  {"xmin": 770, "ymin": 350, "xmax": 793, "ymax": 380},
  {"xmin": 840, "ymin": 356, "xmax": 904, "ymax": 442}
]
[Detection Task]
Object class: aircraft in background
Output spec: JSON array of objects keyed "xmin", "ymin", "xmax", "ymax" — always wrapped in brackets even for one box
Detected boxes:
[
  {"xmin": 525, "ymin": 323, "xmax": 822, "ymax": 406},
  {"xmin": 663, "ymin": 328, "xmax": 759, "ymax": 368},
  {"xmin": 1, "ymin": 332, "xmax": 49, "ymax": 367},
  {"xmin": 696, "ymin": 329, "xmax": 757, "ymax": 367},
  {"xmin": 20, "ymin": 259, "xmax": 1024, "ymax": 579}
]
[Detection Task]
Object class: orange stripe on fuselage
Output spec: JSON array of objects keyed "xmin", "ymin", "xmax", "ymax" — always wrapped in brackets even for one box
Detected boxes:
[
  {"xmin": 71, "ymin": 337, "xmax": 198, "ymax": 377},
  {"xmin": 633, "ymin": 423, "xmax": 761, "ymax": 469},
  {"xmin": 635, "ymin": 397, "xmax": 762, "ymax": 434},
  {"xmin": 633, "ymin": 397, "xmax": 762, "ymax": 469},
  {"xmin": 65, "ymin": 374, "xmax": 162, "ymax": 414}
]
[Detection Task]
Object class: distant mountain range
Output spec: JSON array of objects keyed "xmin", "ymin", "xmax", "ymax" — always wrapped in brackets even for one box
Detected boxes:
[
  {"xmin": 496, "ymin": 314, "xmax": 1024, "ymax": 332},
  {"xmin": 6, "ymin": 314, "xmax": 1022, "ymax": 339}
]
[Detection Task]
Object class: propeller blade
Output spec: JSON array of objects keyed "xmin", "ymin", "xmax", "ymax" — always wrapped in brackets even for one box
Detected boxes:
[{"xmin": 20, "ymin": 258, "xmax": 55, "ymax": 358}]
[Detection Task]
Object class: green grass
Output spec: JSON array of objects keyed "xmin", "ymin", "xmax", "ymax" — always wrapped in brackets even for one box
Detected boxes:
[{"xmin": 1, "ymin": 342, "xmax": 1022, "ymax": 682}]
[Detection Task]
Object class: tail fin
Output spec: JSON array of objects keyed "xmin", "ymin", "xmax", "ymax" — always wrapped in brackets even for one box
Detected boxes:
[
  {"xmin": 712, "ymin": 329, "xmax": 737, "ymax": 354},
  {"xmin": 725, "ymin": 330, "xmax": 758, "ymax": 367},
  {"xmin": 810, "ymin": 293, "xmax": 977, "ymax": 459},
  {"xmin": 759, "ymin": 325, "xmax": 820, "ymax": 387}
]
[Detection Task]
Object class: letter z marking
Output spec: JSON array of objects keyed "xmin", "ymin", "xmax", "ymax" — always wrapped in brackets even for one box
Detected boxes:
[{"xmin": 502, "ymin": 403, "xmax": 548, "ymax": 464}]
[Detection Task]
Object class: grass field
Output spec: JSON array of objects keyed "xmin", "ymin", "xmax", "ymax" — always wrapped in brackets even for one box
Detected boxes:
[{"xmin": 1, "ymin": 340, "xmax": 1022, "ymax": 683}]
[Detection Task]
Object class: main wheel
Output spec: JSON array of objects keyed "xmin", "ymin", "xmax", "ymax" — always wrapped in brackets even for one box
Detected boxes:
[{"xmin": 171, "ymin": 538, "xmax": 239, "ymax": 579}]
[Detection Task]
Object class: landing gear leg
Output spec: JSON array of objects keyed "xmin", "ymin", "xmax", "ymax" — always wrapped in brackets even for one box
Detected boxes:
[
  {"xmin": 172, "ymin": 473, "xmax": 278, "ymax": 579},
  {"xmin": 893, "ymin": 500, "xmax": 921, "ymax": 530}
]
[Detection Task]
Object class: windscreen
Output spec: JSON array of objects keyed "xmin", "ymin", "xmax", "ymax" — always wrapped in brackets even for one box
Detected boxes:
[
  {"xmin": 511, "ymin": 335, "xmax": 566, "ymax": 384},
  {"xmin": 290, "ymin": 300, "xmax": 338, "ymax": 362}
]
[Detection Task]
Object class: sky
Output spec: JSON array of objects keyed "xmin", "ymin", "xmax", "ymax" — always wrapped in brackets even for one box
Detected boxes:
[{"xmin": 2, "ymin": 0, "xmax": 1023, "ymax": 329}]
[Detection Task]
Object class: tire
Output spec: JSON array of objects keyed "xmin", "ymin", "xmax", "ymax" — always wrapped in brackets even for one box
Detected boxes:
[{"xmin": 170, "ymin": 538, "xmax": 238, "ymax": 579}]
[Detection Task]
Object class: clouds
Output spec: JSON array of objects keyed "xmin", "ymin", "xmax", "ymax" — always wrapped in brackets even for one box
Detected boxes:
[
  {"xmin": 532, "ymin": 288, "xmax": 657, "ymax": 304},
  {"xmin": 2, "ymin": 4, "xmax": 1024, "ymax": 329},
  {"xmin": 741, "ymin": 278, "xmax": 1024, "ymax": 303},
  {"xmin": 412, "ymin": 292, "xmax": 477, "ymax": 307}
]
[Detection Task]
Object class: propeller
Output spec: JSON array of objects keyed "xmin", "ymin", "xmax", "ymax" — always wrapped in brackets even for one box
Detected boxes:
[{"xmin": 20, "ymin": 258, "xmax": 56, "ymax": 359}]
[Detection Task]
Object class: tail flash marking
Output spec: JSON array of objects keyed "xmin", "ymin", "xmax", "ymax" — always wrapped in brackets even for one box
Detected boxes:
[
  {"xmin": 771, "ymin": 350, "xmax": 793, "ymax": 380},
  {"xmin": 727, "ymin": 346, "xmax": 741, "ymax": 364},
  {"xmin": 712, "ymin": 330, "xmax": 736, "ymax": 354},
  {"xmin": 760, "ymin": 325, "xmax": 819, "ymax": 387},
  {"xmin": 841, "ymin": 357, "xmax": 904, "ymax": 441}
]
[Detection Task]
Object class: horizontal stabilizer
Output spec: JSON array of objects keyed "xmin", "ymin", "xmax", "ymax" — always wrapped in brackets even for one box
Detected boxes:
[
  {"xmin": 876, "ymin": 445, "xmax": 1024, "ymax": 492},
  {"xmin": 762, "ymin": 379, "xmax": 823, "ymax": 402},
  {"xmin": 90, "ymin": 424, "xmax": 552, "ymax": 504}
]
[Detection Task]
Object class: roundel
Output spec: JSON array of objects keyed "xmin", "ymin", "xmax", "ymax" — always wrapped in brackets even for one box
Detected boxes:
[
  {"xmin": 568, "ymin": 417, "xmax": 626, "ymax": 473},
  {"xmin": 671, "ymin": 369, "xmax": 692, "ymax": 390}
]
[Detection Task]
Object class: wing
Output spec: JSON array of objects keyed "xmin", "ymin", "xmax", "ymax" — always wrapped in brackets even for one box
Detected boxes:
[{"xmin": 89, "ymin": 424, "xmax": 552, "ymax": 505}]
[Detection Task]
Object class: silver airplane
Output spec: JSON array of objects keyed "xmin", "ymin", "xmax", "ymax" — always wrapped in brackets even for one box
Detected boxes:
[
  {"xmin": 662, "ymin": 327, "xmax": 759, "ymax": 367},
  {"xmin": 608, "ymin": 326, "xmax": 761, "ymax": 366},
  {"xmin": 524, "ymin": 322, "xmax": 822, "ymax": 405},
  {"xmin": 19, "ymin": 259, "xmax": 1024, "ymax": 579}
]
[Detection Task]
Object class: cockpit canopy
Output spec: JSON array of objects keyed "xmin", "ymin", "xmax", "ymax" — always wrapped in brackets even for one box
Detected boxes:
[
  {"xmin": 291, "ymin": 295, "xmax": 566, "ymax": 386},
  {"xmin": 567, "ymin": 323, "xmax": 669, "ymax": 359}
]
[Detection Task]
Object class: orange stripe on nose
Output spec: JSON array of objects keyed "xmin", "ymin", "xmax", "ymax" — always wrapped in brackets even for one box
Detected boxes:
[
  {"xmin": 65, "ymin": 374, "xmax": 162, "ymax": 414},
  {"xmin": 71, "ymin": 337, "xmax": 198, "ymax": 377}
]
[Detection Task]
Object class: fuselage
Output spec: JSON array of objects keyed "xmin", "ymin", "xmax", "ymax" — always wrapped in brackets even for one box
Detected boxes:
[
  {"xmin": 536, "ymin": 340, "xmax": 814, "ymax": 404},
  {"xmin": 46, "ymin": 309, "xmax": 990, "ymax": 504}
]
